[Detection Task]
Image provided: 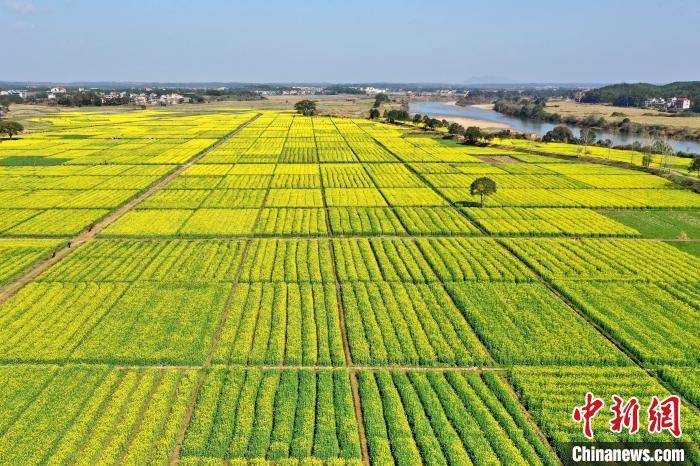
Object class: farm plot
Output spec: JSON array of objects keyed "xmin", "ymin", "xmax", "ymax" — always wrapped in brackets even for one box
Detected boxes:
[
  {"xmin": 342, "ymin": 281, "xmax": 489, "ymax": 366},
  {"xmin": 0, "ymin": 282, "xmax": 129, "ymax": 361},
  {"xmin": 179, "ymin": 208, "xmax": 260, "ymax": 236},
  {"xmin": 502, "ymin": 238, "xmax": 700, "ymax": 281},
  {"xmin": 7, "ymin": 208, "xmax": 109, "ymax": 236},
  {"xmin": 328, "ymin": 207, "xmax": 406, "ymax": 236},
  {"xmin": 181, "ymin": 368, "xmax": 362, "ymax": 463},
  {"xmin": 325, "ymin": 188, "xmax": 387, "ymax": 207},
  {"xmin": 602, "ymin": 209, "xmax": 700, "ymax": 239},
  {"xmin": 440, "ymin": 187, "xmax": 573, "ymax": 207},
  {"xmin": 239, "ymin": 239, "xmax": 334, "ymax": 282},
  {"xmin": 270, "ymin": 173, "xmax": 321, "ymax": 188},
  {"xmin": 555, "ymin": 281, "xmax": 700, "ymax": 366},
  {"xmin": 321, "ymin": 164, "xmax": 374, "ymax": 188},
  {"xmin": 393, "ymin": 207, "xmax": 480, "ymax": 235},
  {"xmin": 427, "ymin": 174, "xmax": 588, "ymax": 189},
  {"xmin": 200, "ymin": 189, "xmax": 267, "ymax": 208},
  {"xmin": 566, "ymin": 174, "xmax": 677, "ymax": 189},
  {"xmin": 265, "ymin": 188, "xmax": 323, "ymax": 207},
  {"xmin": 213, "ymin": 282, "xmax": 345, "ymax": 366},
  {"xmin": 0, "ymin": 238, "xmax": 63, "ymax": 284},
  {"xmin": 0, "ymin": 365, "xmax": 198, "ymax": 465},
  {"xmin": 509, "ymin": 366, "xmax": 700, "ymax": 457},
  {"xmin": 101, "ymin": 209, "xmax": 194, "ymax": 237},
  {"xmin": 364, "ymin": 164, "xmax": 423, "ymax": 187},
  {"xmin": 0, "ymin": 209, "xmax": 42, "ymax": 233},
  {"xmin": 464, "ymin": 207, "xmax": 640, "ymax": 236},
  {"xmin": 256, "ymin": 208, "xmax": 328, "ymax": 236},
  {"xmin": 416, "ymin": 237, "xmax": 534, "ymax": 282},
  {"xmin": 333, "ymin": 238, "xmax": 437, "ymax": 282},
  {"xmin": 445, "ymin": 282, "xmax": 629, "ymax": 366},
  {"xmin": 0, "ymin": 280, "xmax": 229, "ymax": 364},
  {"xmin": 380, "ymin": 188, "xmax": 449, "ymax": 206},
  {"xmin": 358, "ymin": 370, "xmax": 557, "ymax": 465},
  {"xmin": 69, "ymin": 282, "xmax": 230, "ymax": 364},
  {"xmin": 658, "ymin": 368, "xmax": 700, "ymax": 407},
  {"xmin": 38, "ymin": 239, "xmax": 247, "ymax": 283}
]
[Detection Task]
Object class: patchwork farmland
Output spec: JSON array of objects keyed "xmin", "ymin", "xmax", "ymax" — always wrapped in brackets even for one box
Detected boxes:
[{"xmin": 0, "ymin": 108, "xmax": 698, "ymax": 464}]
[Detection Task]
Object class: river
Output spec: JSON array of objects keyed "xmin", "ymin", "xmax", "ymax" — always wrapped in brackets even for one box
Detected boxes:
[{"xmin": 409, "ymin": 101, "xmax": 700, "ymax": 154}]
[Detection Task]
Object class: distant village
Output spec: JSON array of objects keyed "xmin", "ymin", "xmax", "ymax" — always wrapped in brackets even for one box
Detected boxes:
[
  {"xmin": 644, "ymin": 96, "xmax": 692, "ymax": 110},
  {"xmin": 0, "ymin": 84, "xmax": 459, "ymax": 107}
]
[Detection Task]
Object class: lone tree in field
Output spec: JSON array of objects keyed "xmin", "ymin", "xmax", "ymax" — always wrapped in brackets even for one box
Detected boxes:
[
  {"xmin": 470, "ymin": 177, "xmax": 497, "ymax": 207},
  {"xmin": 369, "ymin": 108, "xmax": 380, "ymax": 119},
  {"xmin": 463, "ymin": 126, "xmax": 482, "ymax": 145},
  {"xmin": 294, "ymin": 100, "xmax": 316, "ymax": 116},
  {"xmin": 0, "ymin": 121, "xmax": 23, "ymax": 139}
]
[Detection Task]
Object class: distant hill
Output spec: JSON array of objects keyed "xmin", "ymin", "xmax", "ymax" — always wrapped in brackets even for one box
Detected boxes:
[{"xmin": 582, "ymin": 81, "xmax": 700, "ymax": 110}]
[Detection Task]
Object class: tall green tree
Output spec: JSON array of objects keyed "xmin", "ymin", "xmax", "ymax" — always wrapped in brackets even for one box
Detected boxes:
[
  {"xmin": 543, "ymin": 125, "xmax": 575, "ymax": 143},
  {"xmin": 0, "ymin": 121, "xmax": 23, "ymax": 139},
  {"xmin": 294, "ymin": 99, "xmax": 316, "ymax": 116},
  {"xmin": 463, "ymin": 126, "xmax": 482, "ymax": 145},
  {"xmin": 369, "ymin": 108, "xmax": 380, "ymax": 119},
  {"xmin": 470, "ymin": 177, "xmax": 497, "ymax": 207},
  {"xmin": 448, "ymin": 122, "xmax": 465, "ymax": 135}
]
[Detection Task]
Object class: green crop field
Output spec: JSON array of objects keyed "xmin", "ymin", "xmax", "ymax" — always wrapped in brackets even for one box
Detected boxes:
[{"xmin": 0, "ymin": 108, "xmax": 698, "ymax": 464}]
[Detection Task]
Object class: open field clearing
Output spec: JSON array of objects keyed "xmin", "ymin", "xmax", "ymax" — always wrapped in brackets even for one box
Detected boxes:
[
  {"xmin": 545, "ymin": 99, "xmax": 700, "ymax": 130},
  {"xmin": 602, "ymin": 209, "xmax": 700, "ymax": 239},
  {"xmin": 0, "ymin": 108, "xmax": 698, "ymax": 463}
]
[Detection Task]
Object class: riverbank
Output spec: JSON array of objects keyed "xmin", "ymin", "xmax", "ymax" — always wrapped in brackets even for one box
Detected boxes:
[
  {"xmin": 493, "ymin": 98, "xmax": 700, "ymax": 147},
  {"xmin": 409, "ymin": 100, "xmax": 700, "ymax": 154},
  {"xmin": 412, "ymin": 101, "xmax": 511, "ymax": 130},
  {"xmin": 434, "ymin": 115, "xmax": 510, "ymax": 130}
]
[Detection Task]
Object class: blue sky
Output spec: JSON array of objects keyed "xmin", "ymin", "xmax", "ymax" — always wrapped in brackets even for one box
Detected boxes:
[{"xmin": 3, "ymin": 0, "xmax": 699, "ymax": 83}]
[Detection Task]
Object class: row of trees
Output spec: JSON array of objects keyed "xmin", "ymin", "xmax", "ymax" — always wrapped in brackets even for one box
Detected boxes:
[
  {"xmin": 543, "ymin": 125, "xmax": 677, "ymax": 157},
  {"xmin": 375, "ymin": 110, "xmax": 487, "ymax": 145}
]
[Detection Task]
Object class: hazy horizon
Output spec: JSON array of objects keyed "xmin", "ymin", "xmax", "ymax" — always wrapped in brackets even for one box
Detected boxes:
[{"xmin": 3, "ymin": 0, "xmax": 699, "ymax": 83}]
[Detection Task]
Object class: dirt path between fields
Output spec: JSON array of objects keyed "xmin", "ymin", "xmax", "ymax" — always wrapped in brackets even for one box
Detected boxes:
[{"xmin": 0, "ymin": 113, "xmax": 261, "ymax": 306}]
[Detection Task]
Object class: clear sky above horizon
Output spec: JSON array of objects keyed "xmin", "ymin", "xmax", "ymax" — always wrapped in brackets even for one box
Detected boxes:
[{"xmin": 3, "ymin": 0, "xmax": 699, "ymax": 84}]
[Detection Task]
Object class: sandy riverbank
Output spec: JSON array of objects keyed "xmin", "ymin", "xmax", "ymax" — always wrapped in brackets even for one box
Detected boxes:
[{"xmin": 433, "ymin": 114, "xmax": 511, "ymax": 130}]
